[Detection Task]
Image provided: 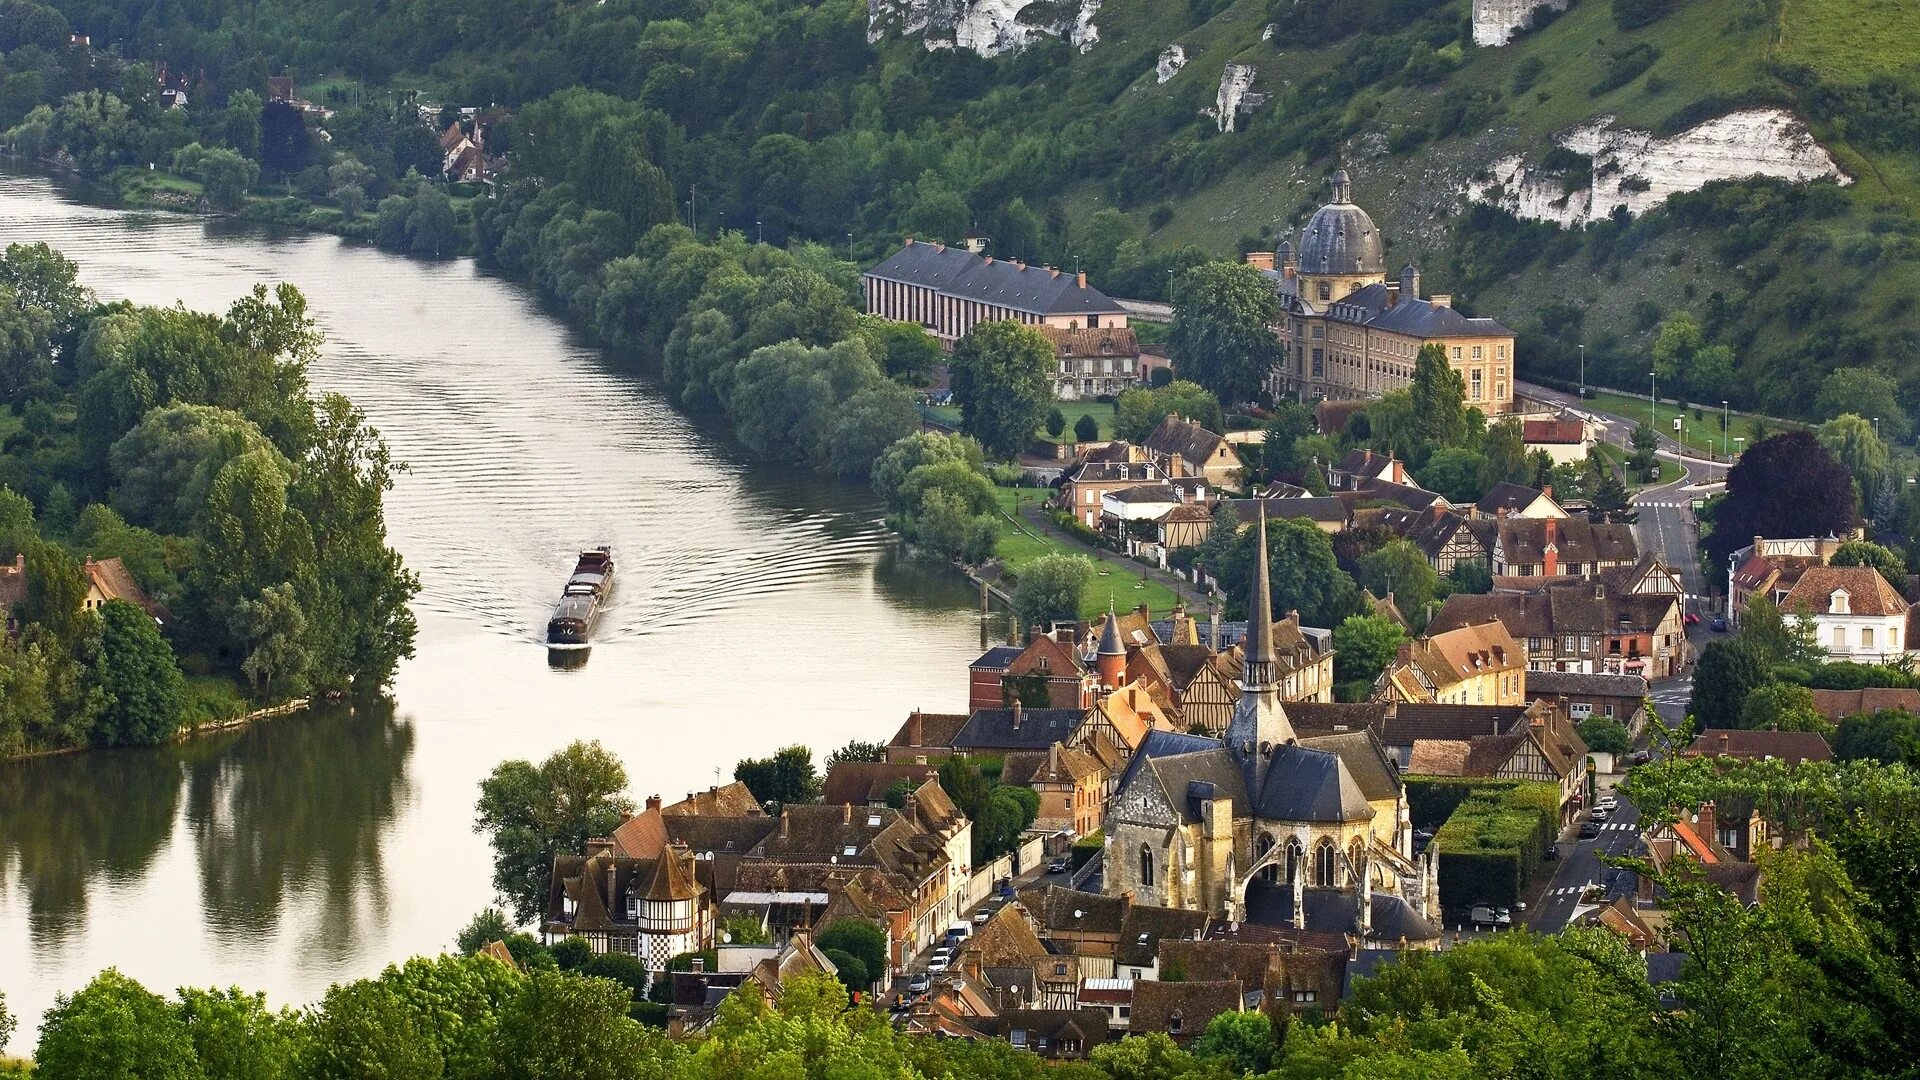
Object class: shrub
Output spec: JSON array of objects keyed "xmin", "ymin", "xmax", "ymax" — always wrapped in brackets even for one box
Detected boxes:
[
  {"xmin": 1433, "ymin": 782, "xmax": 1560, "ymax": 905},
  {"xmin": 1074, "ymin": 413, "xmax": 1100, "ymax": 442}
]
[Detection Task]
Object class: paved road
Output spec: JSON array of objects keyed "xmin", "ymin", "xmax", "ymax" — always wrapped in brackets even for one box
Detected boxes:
[
  {"xmin": 1529, "ymin": 797, "xmax": 1644, "ymax": 933},
  {"xmin": 1631, "ymin": 473, "xmax": 1709, "ymax": 600}
]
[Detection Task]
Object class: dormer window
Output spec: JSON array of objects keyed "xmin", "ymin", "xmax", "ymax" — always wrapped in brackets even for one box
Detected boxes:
[
  {"xmin": 1831, "ymin": 589, "xmax": 1851, "ymax": 615},
  {"xmin": 843, "ymin": 845, "xmax": 858, "ymax": 856},
  {"xmin": 868, "ymin": 813, "xmax": 882, "ymax": 826}
]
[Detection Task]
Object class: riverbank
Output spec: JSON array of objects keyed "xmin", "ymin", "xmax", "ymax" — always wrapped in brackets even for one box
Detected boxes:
[{"xmin": 1, "ymin": 696, "xmax": 310, "ymax": 763}]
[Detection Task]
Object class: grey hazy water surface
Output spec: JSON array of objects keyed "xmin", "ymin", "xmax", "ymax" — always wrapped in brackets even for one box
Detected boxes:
[{"xmin": 0, "ymin": 172, "xmax": 984, "ymax": 1052}]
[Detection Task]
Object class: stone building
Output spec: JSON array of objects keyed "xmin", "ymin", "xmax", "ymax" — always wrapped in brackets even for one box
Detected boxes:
[
  {"xmin": 1252, "ymin": 170, "xmax": 1517, "ymax": 415},
  {"xmin": 1101, "ymin": 507, "xmax": 1434, "ymax": 941},
  {"xmin": 862, "ymin": 237, "xmax": 1130, "ymax": 356}
]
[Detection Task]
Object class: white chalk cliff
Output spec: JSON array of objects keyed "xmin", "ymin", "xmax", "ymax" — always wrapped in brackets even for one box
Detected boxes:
[
  {"xmin": 1157, "ymin": 44, "xmax": 1186, "ymax": 84},
  {"xmin": 1471, "ymin": 0, "xmax": 1569, "ymax": 46},
  {"xmin": 1464, "ymin": 109, "xmax": 1850, "ymax": 226},
  {"xmin": 1206, "ymin": 63, "xmax": 1263, "ymax": 133},
  {"xmin": 868, "ymin": 0, "xmax": 1102, "ymax": 56}
]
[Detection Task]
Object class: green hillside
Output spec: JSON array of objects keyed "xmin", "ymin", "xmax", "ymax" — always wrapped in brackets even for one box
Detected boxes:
[{"xmin": 19, "ymin": 0, "xmax": 1920, "ymax": 425}]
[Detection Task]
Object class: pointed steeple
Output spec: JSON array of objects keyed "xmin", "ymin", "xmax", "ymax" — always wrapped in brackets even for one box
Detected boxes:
[
  {"xmin": 1241, "ymin": 506, "xmax": 1277, "ymax": 691},
  {"xmin": 1226, "ymin": 503, "xmax": 1295, "ymax": 765},
  {"xmin": 1096, "ymin": 601, "xmax": 1127, "ymax": 691}
]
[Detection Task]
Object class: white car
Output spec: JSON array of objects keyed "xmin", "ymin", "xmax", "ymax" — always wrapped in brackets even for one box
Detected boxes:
[
  {"xmin": 927, "ymin": 955, "xmax": 950, "ymax": 974},
  {"xmin": 973, "ymin": 910, "xmax": 992, "ymax": 925}
]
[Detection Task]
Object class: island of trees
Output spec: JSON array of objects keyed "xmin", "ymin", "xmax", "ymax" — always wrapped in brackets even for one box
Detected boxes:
[{"xmin": 0, "ymin": 241, "xmax": 417, "ymax": 759}]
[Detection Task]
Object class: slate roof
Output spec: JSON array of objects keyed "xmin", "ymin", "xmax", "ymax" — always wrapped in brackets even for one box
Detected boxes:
[
  {"xmin": 1106, "ymin": 483, "xmax": 1183, "ymax": 504},
  {"xmin": 971, "ymin": 645, "xmax": 1025, "ymax": 671},
  {"xmin": 1286, "ymin": 701, "xmax": 1393, "ymax": 736},
  {"xmin": 1477, "ymin": 482, "xmax": 1545, "ymax": 516},
  {"xmin": 1380, "ymin": 703, "xmax": 1530, "ymax": 744},
  {"xmin": 1251, "ymin": 744, "xmax": 1376, "ymax": 823},
  {"xmin": 1525, "ymin": 670, "xmax": 1649, "ymax": 699},
  {"xmin": 1295, "ymin": 171, "xmax": 1384, "ymax": 275},
  {"xmin": 955, "ymin": 706, "xmax": 1086, "ymax": 752},
  {"xmin": 1117, "ymin": 905, "xmax": 1209, "ymax": 966},
  {"xmin": 1143, "ymin": 414, "xmax": 1230, "ymax": 472},
  {"xmin": 1365, "ymin": 296, "xmax": 1513, "ymax": 338},
  {"xmin": 1229, "ymin": 496, "xmax": 1352, "ymax": 528},
  {"xmin": 1497, "ymin": 517, "xmax": 1639, "ymax": 568},
  {"xmin": 888, "ymin": 710, "xmax": 970, "ymax": 752},
  {"xmin": 1129, "ymin": 980, "xmax": 1244, "ymax": 1042},
  {"xmin": 1296, "ymin": 729, "xmax": 1400, "ymax": 803},
  {"xmin": 1368, "ymin": 893, "xmax": 1442, "ymax": 942},
  {"xmin": 1112, "ymin": 728, "xmax": 1223, "ymax": 795},
  {"xmin": 1358, "ymin": 504, "xmax": 1482, "ymax": 562},
  {"xmin": 1141, "ymin": 748, "xmax": 1252, "ymax": 824},
  {"xmin": 1019, "ymin": 885, "xmax": 1128, "ymax": 935},
  {"xmin": 865, "ymin": 240, "xmax": 1126, "ymax": 316}
]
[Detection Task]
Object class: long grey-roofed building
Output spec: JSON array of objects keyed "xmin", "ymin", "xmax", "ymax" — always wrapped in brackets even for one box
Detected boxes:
[{"xmin": 863, "ymin": 237, "xmax": 1129, "ymax": 349}]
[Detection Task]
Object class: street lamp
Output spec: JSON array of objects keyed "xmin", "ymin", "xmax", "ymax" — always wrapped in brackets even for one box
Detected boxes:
[
  {"xmin": 1874, "ymin": 416, "xmax": 1882, "ymax": 440},
  {"xmin": 1721, "ymin": 400, "xmax": 1729, "ymax": 463},
  {"xmin": 756, "ymin": 219, "xmax": 764, "ymax": 245},
  {"xmin": 1648, "ymin": 370, "xmax": 1657, "ymax": 436},
  {"xmin": 1579, "ymin": 343, "xmax": 1585, "ymax": 397}
]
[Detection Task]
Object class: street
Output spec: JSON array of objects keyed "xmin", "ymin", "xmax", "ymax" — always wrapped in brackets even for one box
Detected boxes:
[{"xmin": 1528, "ymin": 796, "xmax": 1644, "ymax": 933}]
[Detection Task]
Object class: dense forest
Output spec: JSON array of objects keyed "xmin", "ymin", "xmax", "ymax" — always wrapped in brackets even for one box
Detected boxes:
[{"xmin": 0, "ymin": 240, "xmax": 417, "ymax": 759}]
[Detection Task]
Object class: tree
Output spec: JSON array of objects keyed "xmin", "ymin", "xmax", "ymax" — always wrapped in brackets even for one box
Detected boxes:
[
  {"xmin": 1409, "ymin": 343, "xmax": 1468, "ymax": 450},
  {"xmin": 817, "ymin": 919, "xmax": 887, "ymax": 991},
  {"xmin": 1262, "ymin": 400, "xmax": 1317, "ymax": 482},
  {"xmin": 1690, "ymin": 639, "xmax": 1771, "ymax": 729},
  {"xmin": 34, "ymin": 969, "xmax": 200, "ymax": 1080},
  {"xmin": 1705, "ymin": 431, "xmax": 1857, "ymax": 565},
  {"xmin": 407, "ymin": 188, "xmax": 460, "ymax": 257},
  {"xmin": 1169, "ymin": 262, "xmax": 1280, "ymax": 404},
  {"xmin": 233, "ymin": 583, "xmax": 309, "ymax": 700},
  {"xmin": 824, "ymin": 739, "xmax": 885, "ymax": 770},
  {"xmin": 495, "ymin": 970, "xmax": 662, "ymax": 1079},
  {"xmin": 1578, "ymin": 717, "xmax": 1632, "ymax": 755},
  {"xmin": 0, "ymin": 989, "xmax": 12, "ymax": 1057},
  {"xmin": 1479, "ymin": 418, "xmax": 1528, "ymax": 493},
  {"xmin": 1740, "ymin": 682, "xmax": 1831, "ymax": 734},
  {"xmin": 298, "ymin": 978, "xmax": 442, "ymax": 1080},
  {"xmin": 1114, "ymin": 380, "xmax": 1223, "ymax": 442},
  {"xmin": 823, "ymin": 383, "xmax": 918, "ymax": 478},
  {"xmin": 733, "ymin": 744, "xmax": 819, "ymax": 807},
  {"xmin": 1416, "ymin": 447, "xmax": 1487, "ymax": 503},
  {"xmin": 1816, "ymin": 368, "xmax": 1910, "ymax": 441},
  {"xmin": 256, "ymin": 100, "xmax": 311, "ymax": 177},
  {"xmin": 1333, "ymin": 613, "xmax": 1408, "ymax": 688},
  {"xmin": 1045, "ymin": 408, "xmax": 1066, "ymax": 438},
  {"xmin": 90, "ymin": 598, "xmax": 188, "ymax": 747},
  {"xmin": 1193, "ymin": 1010, "xmax": 1277, "ymax": 1074},
  {"xmin": 1074, "ymin": 412, "xmax": 1099, "ymax": 442},
  {"xmin": 948, "ymin": 320, "xmax": 1053, "ymax": 457},
  {"xmin": 1449, "ymin": 560, "xmax": 1494, "ymax": 594},
  {"xmin": 1651, "ymin": 312, "xmax": 1702, "ymax": 383},
  {"xmin": 1818, "ymin": 415, "xmax": 1888, "ymax": 504},
  {"xmin": 1831, "ymin": 540, "xmax": 1907, "ymax": 588},
  {"xmin": 1834, "ymin": 708, "xmax": 1920, "ymax": 766},
  {"xmin": 871, "ymin": 432, "xmax": 983, "ymax": 512},
  {"xmin": 1356, "ymin": 539, "xmax": 1438, "ymax": 623},
  {"xmin": 108, "ymin": 403, "xmax": 276, "ymax": 533},
  {"xmin": 175, "ymin": 987, "xmax": 298, "ymax": 1080},
  {"xmin": 1215, "ymin": 515, "xmax": 1358, "ymax": 628},
  {"xmin": 474, "ymin": 741, "xmax": 634, "ymax": 923},
  {"xmin": 1010, "ymin": 552, "xmax": 1094, "ymax": 629},
  {"xmin": 1588, "ymin": 460, "xmax": 1637, "ymax": 524},
  {"xmin": 456, "ymin": 908, "xmax": 515, "ymax": 954},
  {"xmin": 1738, "ymin": 594, "xmax": 1821, "ymax": 668},
  {"xmin": 172, "ymin": 143, "xmax": 258, "ymax": 211}
]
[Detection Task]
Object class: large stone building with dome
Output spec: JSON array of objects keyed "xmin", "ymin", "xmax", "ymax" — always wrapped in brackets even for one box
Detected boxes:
[{"xmin": 1248, "ymin": 170, "xmax": 1518, "ymax": 414}]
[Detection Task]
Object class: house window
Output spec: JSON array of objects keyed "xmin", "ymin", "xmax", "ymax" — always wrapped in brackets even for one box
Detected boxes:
[
  {"xmin": 1140, "ymin": 844, "xmax": 1155, "ymax": 887},
  {"xmin": 1055, "ymin": 962, "xmax": 1069, "ymax": 976},
  {"xmin": 1090, "ymin": 314, "xmax": 1101, "ymax": 328},
  {"xmin": 1010, "ymin": 1030, "xmax": 1028, "ymax": 1048},
  {"xmin": 1119, "ymin": 1005, "xmax": 1132, "ymax": 1018},
  {"xmin": 1497, "ymin": 345, "xmax": 1507, "ymax": 359},
  {"xmin": 1834, "ymin": 626, "xmax": 1848, "ymax": 648},
  {"xmin": 1471, "ymin": 370, "xmax": 1483, "ymax": 400},
  {"xmin": 1318, "ymin": 282, "xmax": 1331, "ymax": 301},
  {"xmin": 1452, "ymin": 346, "xmax": 1462, "ymax": 359},
  {"xmin": 1169, "ymin": 1011, "xmax": 1184, "ymax": 1034},
  {"xmin": 1293, "ymin": 990, "xmax": 1317, "ymax": 1003},
  {"xmin": 1472, "ymin": 346, "xmax": 1483, "ymax": 359},
  {"xmin": 1864, "ymin": 627, "xmax": 1877, "ymax": 648}
]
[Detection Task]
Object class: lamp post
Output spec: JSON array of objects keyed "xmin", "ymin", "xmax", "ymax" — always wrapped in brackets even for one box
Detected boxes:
[
  {"xmin": 1874, "ymin": 416, "xmax": 1882, "ymax": 440},
  {"xmin": 756, "ymin": 219, "xmax": 764, "ymax": 245},
  {"xmin": 1721, "ymin": 400, "xmax": 1729, "ymax": 463},
  {"xmin": 1648, "ymin": 370, "xmax": 1657, "ymax": 436},
  {"xmin": 1579, "ymin": 343, "xmax": 1585, "ymax": 397}
]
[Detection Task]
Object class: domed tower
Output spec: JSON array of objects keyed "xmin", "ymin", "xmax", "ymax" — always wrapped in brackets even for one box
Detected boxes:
[{"xmin": 1294, "ymin": 169, "xmax": 1387, "ymax": 306}]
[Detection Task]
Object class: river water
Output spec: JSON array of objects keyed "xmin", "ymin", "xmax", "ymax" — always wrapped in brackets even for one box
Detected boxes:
[{"xmin": 0, "ymin": 172, "xmax": 985, "ymax": 1051}]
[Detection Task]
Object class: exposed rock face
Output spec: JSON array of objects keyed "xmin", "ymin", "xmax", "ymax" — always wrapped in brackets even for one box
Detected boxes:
[
  {"xmin": 1206, "ymin": 63, "xmax": 1264, "ymax": 133},
  {"xmin": 1156, "ymin": 44, "xmax": 1186, "ymax": 83},
  {"xmin": 1464, "ymin": 109, "xmax": 1851, "ymax": 226},
  {"xmin": 1471, "ymin": 0, "xmax": 1569, "ymax": 46},
  {"xmin": 867, "ymin": 0, "xmax": 1101, "ymax": 56}
]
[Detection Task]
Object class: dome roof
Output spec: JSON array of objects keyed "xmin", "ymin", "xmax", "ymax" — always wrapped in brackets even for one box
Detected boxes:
[{"xmin": 1296, "ymin": 170, "xmax": 1385, "ymax": 277}]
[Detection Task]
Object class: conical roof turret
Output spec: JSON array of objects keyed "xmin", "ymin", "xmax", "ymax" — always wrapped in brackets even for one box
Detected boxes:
[{"xmin": 1097, "ymin": 601, "xmax": 1125, "ymax": 657}]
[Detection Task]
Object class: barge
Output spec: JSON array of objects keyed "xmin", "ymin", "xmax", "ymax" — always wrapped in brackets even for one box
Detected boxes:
[{"xmin": 546, "ymin": 547, "xmax": 614, "ymax": 646}]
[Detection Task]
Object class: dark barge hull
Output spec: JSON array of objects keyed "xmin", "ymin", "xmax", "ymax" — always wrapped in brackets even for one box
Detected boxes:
[{"xmin": 546, "ymin": 547, "xmax": 614, "ymax": 645}]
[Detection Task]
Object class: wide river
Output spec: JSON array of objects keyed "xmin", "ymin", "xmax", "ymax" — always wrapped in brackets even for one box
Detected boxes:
[{"xmin": 0, "ymin": 172, "xmax": 987, "ymax": 1051}]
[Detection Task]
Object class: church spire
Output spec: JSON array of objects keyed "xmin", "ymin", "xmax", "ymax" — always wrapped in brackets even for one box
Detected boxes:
[{"xmin": 1242, "ymin": 506, "xmax": 1277, "ymax": 691}]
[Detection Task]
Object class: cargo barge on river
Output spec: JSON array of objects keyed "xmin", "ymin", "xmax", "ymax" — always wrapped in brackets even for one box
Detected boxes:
[{"xmin": 547, "ymin": 547, "xmax": 614, "ymax": 646}]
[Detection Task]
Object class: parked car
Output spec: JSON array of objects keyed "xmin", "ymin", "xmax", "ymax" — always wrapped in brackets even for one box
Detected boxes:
[
  {"xmin": 1544, "ymin": 843, "xmax": 1560, "ymax": 861},
  {"xmin": 1470, "ymin": 904, "xmax": 1507, "ymax": 928},
  {"xmin": 1591, "ymin": 807, "xmax": 1610, "ymax": 823},
  {"xmin": 1710, "ymin": 617, "xmax": 1729, "ymax": 632},
  {"xmin": 908, "ymin": 973, "xmax": 931, "ymax": 995},
  {"xmin": 1684, "ymin": 612, "xmax": 1700, "ymax": 626},
  {"xmin": 1597, "ymin": 795, "xmax": 1618, "ymax": 812},
  {"xmin": 927, "ymin": 955, "xmax": 950, "ymax": 974},
  {"xmin": 1046, "ymin": 856, "xmax": 1071, "ymax": 874},
  {"xmin": 1630, "ymin": 750, "xmax": 1651, "ymax": 766},
  {"xmin": 973, "ymin": 910, "xmax": 993, "ymax": 925},
  {"xmin": 1578, "ymin": 822, "xmax": 1601, "ymax": 840}
]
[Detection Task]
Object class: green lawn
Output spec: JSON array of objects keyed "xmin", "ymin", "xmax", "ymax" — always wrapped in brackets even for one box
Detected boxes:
[
  {"xmin": 1777, "ymin": 0, "xmax": 1920, "ymax": 82},
  {"xmin": 1577, "ymin": 390, "xmax": 1801, "ymax": 461},
  {"xmin": 1044, "ymin": 401, "xmax": 1119, "ymax": 443},
  {"xmin": 1590, "ymin": 440, "xmax": 1678, "ymax": 488},
  {"xmin": 992, "ymin": 488, "xmax": 1185, "ymax": 617}
]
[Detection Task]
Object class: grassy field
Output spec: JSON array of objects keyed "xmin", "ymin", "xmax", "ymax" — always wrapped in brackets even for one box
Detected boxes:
[
  {"xmin": 1578, "ymin": 390, "xmax": 1802, "ymax": 460},
  {"xmin": 1044, "ymin": 401, "xmax": 1119, "ymax": 443},
  {"xmin": 1589, "ymin": 440, "xmax": 1679, "ymax": 487},
  {"xmin": 992, "ymin": 487, "xmax": 1185, "ymax": 617},
  {"xmin": 1776, "ymin": 0, "xmax": 1920, "ymax": 81}
]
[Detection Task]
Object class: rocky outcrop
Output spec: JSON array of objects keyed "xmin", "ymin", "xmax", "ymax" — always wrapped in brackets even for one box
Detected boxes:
[
  {"xmin": 1156, "ymin": 44, "xmax": 1186, "ymax": 83},
  {"xmin": 867, "ymin": 0, "xmax": 1101, "ymax": 56},
  {"xmin": 1464, "ymin": 109, "xmax": 1851, "ymax": 226},
  {"xmin": 1206, "ymin": 63, "xmax": 1264, "ymax": 133},
  {"xmin": 1471, "ymin": 0, "xmax": 1568, "ymax": 46}
]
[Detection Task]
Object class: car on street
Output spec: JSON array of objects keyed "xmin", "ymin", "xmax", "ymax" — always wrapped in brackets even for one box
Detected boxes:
[
  {"xmin": 1591, "ymin": 806, "xmax": 1610, "ymax": 822},
  {"xmin": 1710, "ymin": 617, "xmax": 1729, "ymax": 632},
  {"xmin": 1470, "ymin": 905, "xmax": 1513, "ymax": 929},
  {"xmin": 1578, "ymin": 821, "xmax": 1601, "ymax": 840},
  {"xmin": 1684, "ymin": 612, "xmax": 1700, "ymax": 626},
  {"xmin": 1046, "ymin": 856, "xmax": 1071, "ymax": 874},
  {"xmin": 907, "ymin": 973, "xmax": 931, "ymax": 995},
  {"xmin": 972, "ymin": 910, "xmax": 993, "ymax": 924},
  {"xmin": 927, "ymin": 954, "xmax": 951, "ymax": 974}
]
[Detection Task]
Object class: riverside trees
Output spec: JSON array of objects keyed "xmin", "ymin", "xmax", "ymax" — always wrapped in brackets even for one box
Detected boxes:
[{"xmin": 0, "ymin": 243, "xmax": 419, "ymax": 759}]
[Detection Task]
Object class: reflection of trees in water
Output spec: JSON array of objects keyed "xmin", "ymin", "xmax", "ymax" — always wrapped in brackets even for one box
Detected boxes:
[
  {"xmin": 0, "ymin": 741, "xmax": 190, "ymax": 952},
  {"xmin": 871, "ymin": 547, "xmax": 978, "ymax": 614},
  {"xmin": 182, "ymin": 702, "xmax": 414, "ymax": 966}
]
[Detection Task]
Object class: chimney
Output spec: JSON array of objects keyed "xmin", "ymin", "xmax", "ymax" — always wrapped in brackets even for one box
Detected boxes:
[
  {"xmin": 1396, "ymin": 642, "xmax": 1413, "ymax": 665},
  {"xmin": 905, "ymin": 790, "xmax": 917, "ymax": 821},
  {"xmin": 1542, "ymin": 484, "xmax": 1553, "ymax": 500},
  {"xmin": 1543, "ymin": 517, "xmax": 1559, "ymax": 578},
  {"xmin": 1719, "ymin": 732, "xmax": 1730, "ymax": 754},
  {"xmin": 1698, "ymin": 801, "xmax": 1717, "ymax": 841},
  {"xmin": 1076, "ymin": 271, "xmax": 1086, "ymax": 288},
  {"xmin": 1048, "ymin": 741, "xmax": 1060, "ymax": 776},
  {"xmin": 843, "ymin": 801, "xmax": 852, "ymax": 824},
  {"xmin": 645, "ymin": 794, "xmax": 662, "ymax": 812},
  {"xmin": 910, "ymin": 708, "xmax": 924, "ymax": 747},
  {"xmin": 1011, "ymin": 699, "xmax": 1024, "ymax": 729},
  {"xmin": 1430, "ymin": 294, "xmax": 1452, "ymax": 308},
  {"xmin": 1210, "ymin": 604, "xmax": 1221, "ymax": 651},
  {"xmin": 1283, "ymin": 265, "xmax": 1296, "ymax": 280},
  {"xmin": 1595, "ymin": 581, "xmax": 1606, "ymax": 600},
  {"xmin": 606, "ymin": 859, "xmax": 616, "ymax": 905},
  {"xmin": 984, "ymin": 256, "xmax": 993, "ymax": 265},
  {"xmin": 1015, "ymin": 258, "xmax": 1026, "ymax": 271},
  {"xmin": 779, "ymin": 808, "xmax": 790, "ymax": 839},
  {"xmin": 904, "ymin": 235, "xmax": 914, "ymax": 245},
  {"xmin": 1244, "ymin": 250, "xmax": 1275, "ymax": 271},
  {"xmin": 1497, "ymin": 507, "xmax": 1509, "ymax": 520}
]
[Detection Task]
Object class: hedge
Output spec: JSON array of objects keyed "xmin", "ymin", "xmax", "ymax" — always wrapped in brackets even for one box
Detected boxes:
[
  {"xmin": 1433, "ymin": 782, "xmax": 1560, "ymax": 907},
  {"xmin": 1071, "ymin": 829, "xmax": 1104, "ymax": 870},
  {"xmin": 1406, "ymin": 776, "xmax": 1524, "ymax": 829}
]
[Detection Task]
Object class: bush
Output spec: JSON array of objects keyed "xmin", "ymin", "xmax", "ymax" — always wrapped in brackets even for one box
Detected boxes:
[
  {"xmin": 1801, "ymin": 662, "xmax": 1918, "ymax": 690},
  {"xmin": 1433, "ymin": 783, "xmax": 1559, "ymax": 906},
  {"xmin": 1045, "ymin": 408, "xmax": 1066, "ymax": 437},
  {"xmin": 1578, "ymin": 717, "xmax": 1632, "ymax": 755},
  {"xmin": 1074, "ymin": 413, "xmax": 1100, "ymax": 442},
  {"xmin": 1072, "ymin": 830, "xmax": 1103, "ymax": 869}
]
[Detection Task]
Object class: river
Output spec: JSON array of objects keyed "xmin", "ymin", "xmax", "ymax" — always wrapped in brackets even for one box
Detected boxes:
[{"xmin": 0, "ymin": 172, "xmax": 986, "ymax": 1052}]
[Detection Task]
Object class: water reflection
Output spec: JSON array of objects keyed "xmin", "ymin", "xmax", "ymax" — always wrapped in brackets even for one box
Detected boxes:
[
  {"xmin": 0, "ymin": 747, "xmax": 185, "ymax": 950},
  {"xmin": 183, "ymin": 704, "xmax": 414, "ymax": 960}
]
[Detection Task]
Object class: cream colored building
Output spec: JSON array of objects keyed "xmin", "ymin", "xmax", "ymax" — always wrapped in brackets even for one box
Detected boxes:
[
  {"xmin": 863, "ymin": 238, "xmax": 1128, "ymax": 349},
  {"xmin": 1252, "ymin": 170, "xmax": 1516, "ymax": 415}
]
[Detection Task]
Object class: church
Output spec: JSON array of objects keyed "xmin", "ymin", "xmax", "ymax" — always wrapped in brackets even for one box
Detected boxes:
[
  {"xmin": 1102, "ymin": 507, "xmax": 1441, "ymax": 942},
  {"xmin": 1251, "ymin": 169, "xmax": 1518, "ymax": 415}
]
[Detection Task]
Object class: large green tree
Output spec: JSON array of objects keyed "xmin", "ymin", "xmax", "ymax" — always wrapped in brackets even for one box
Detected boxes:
[
  {"xmin": 1355, "ymin": 539, "xmax": 1438, "ymax": 625},
  {"xmin": 1690, "ymin": 638, "xmax": 1772, "ymax": 729},
  {"xmin": 732, "ymin": 744, "xmax": 820, "ymax": 807},
  {"xmin": 1169, "ymin": 261, "xmax": 1280, "ymax": 404},
  {"xmin": 948, "ymin": 320, "xmax": 1053, "ymax": 457},
  {"xmin": 1409, "ymin": 342, "xmax": 1468, "ymax": 450},
  {"xmin": 1009, "ymin": 552, "xmax": 1094, "ymax": 630},
  {"xmin": 34, "ymin": 969, "xmax": 200, "ymax": 1080},
  {"xmin": 1706, "ymin": 431, "xmax": 1857, "ymax": 564},
  {"xmin": 1114, "ymin": 380, "xmax": 1223, "ymax": 443},
  {"xmin": 175, "ymin": 987, "xmax": 299, "ymax": 1080},
  {"xmin": 475, "ymin": 740, "xmax": 635, "ymax": 923},
  {"xmin": 90, "ymin": 598, "xmax": 188, "ymax": 747}
]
